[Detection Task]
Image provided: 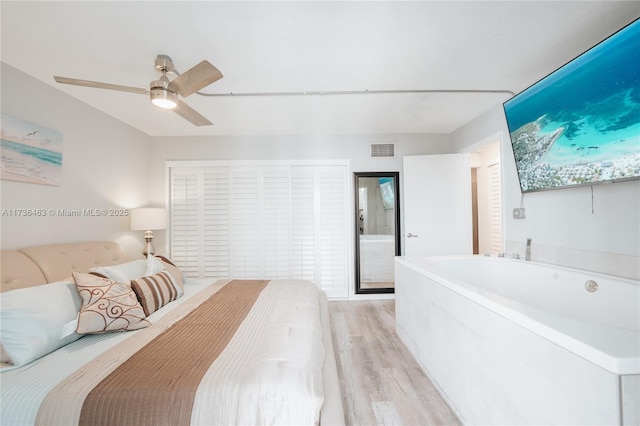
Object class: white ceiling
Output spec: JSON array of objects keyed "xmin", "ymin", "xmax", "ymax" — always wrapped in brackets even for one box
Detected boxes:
[{"xmin": 1, "ymin": 1, "xmax": 638, "ymax": 137}]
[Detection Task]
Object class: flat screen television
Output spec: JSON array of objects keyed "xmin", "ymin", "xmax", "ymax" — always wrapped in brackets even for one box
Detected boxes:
[{"xmin": 503, "ymin": 18, "xmax": 640, "ymax": 193}]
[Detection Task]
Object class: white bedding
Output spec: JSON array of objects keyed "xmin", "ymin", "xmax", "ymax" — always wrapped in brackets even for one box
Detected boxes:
[
  {"xmin": 191, "ymin": 279, "xmax": 324, "ymax": 425},
  {"xmin": 0, "ymin": 278, "xmax": 325, "ymax": 426}
]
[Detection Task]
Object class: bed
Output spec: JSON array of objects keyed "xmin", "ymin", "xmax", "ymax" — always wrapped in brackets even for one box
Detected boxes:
[{"xmin": 0, "ymin": 241, "xmax": 344, "ymax": 425}]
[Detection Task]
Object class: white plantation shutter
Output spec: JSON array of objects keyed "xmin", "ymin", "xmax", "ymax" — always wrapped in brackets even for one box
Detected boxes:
[
  {"xmin": 170, "ymin": 170, "xmax": 200, "ymax": 277},
  {"xmin": 230, "ymin": 167, "xmax": 261, "ymax": 278},
  {"xmin": 488, "ymin": 162, "xmax": 503, "ymax": 254},
  {"xmin": 317, "ymin": 167, "xmax": 348, "ymax": 297},
  {"xmin": 168, "ymin": 161, "xmax": 349, "ymax": 298},
  {"xmin": 263, "ymin": 167, "xmax": 292, "ymax": 279},
  {"xmin": 291, "ymin": 166, "xmax": 316, "ymax": 283},
  {"xmin": 203, "ymin": 169, "xmax": 231, "ymax": 277}
]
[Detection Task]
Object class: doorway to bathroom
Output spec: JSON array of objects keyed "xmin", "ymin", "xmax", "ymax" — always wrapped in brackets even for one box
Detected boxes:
[
  {"xmin": 469, "ymin": 139, "xmax": 503, "ymax": 255},
  {"xmin": 354, "ymin": 172, "xmax": 400, "ymax": 294}
]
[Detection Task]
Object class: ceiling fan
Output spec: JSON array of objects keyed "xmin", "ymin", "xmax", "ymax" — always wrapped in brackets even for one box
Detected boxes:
[{"xmin": 53, "ymin": 55, "xmax": 222, "ymax": 126}]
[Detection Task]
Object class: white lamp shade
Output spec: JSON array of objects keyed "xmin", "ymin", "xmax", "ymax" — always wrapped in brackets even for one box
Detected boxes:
[{"xmin": 130, "ymin": 208, "xmax": 166, "ymax": 231}]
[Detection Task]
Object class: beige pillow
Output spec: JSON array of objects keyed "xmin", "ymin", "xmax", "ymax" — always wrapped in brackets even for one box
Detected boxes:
[
  {"xmin": 72, "ymin": 272, "xmax": 150, "ymax": 334},
  {"xmin": 130, "ymin": 271, "xmax": 180, "ymax": 316},
  {"xmin": 156, "ymin": 255, "xmax": 185, "ymax": 294}
]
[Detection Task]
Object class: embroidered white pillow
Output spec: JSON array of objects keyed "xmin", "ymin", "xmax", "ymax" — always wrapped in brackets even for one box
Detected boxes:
[
  {"xmin": 73, "ymin": 272, "xmax": 150, "ymax": 334},
  {"xmin": 0, "ymin": 280, "xmax": 82, "ymax": 366}
]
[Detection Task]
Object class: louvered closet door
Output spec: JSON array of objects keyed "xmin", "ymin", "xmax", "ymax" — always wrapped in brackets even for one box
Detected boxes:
[
  {"xmin": 316, "ymin": 166, "xmax": 349, "ymax": 298},
  {"xmin": 170, "ymin": 170, "xmax": 201, "ymax": 277},
  {"xmin": 171, "ymin": 167, "xmax": 232, "ymax": 278},
  {"xmin": 263, "ymin": 167, "xmax": 291, "ymax": 279},
  {"xmin": 488, "ymin": 162, "xmax": 503, "ymax": 254},
  {"xmin": 291, "ymin": 167, "xmax": 316, "ymax": 283},
  {"xmin": 230, "ymin": 167, "xmax": 261, "ymax": 278},
  {"xmin": 169, "ymin": 162, "xmax": 349, "ymax": 298},
  {"xmin": 203, "ymin": 168, "xmax": 231, "ymax": 277}
]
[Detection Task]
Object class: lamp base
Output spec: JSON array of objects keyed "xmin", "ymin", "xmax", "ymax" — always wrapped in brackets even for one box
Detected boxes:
[{"xmin": 142, "ymin": 230, "xmax": 155, "ymax": 257}]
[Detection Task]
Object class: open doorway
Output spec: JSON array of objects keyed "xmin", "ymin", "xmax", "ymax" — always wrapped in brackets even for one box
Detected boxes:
[
  {"xmin": 354, "ymin": 172, "xmax": 400, "ymax": 294},
  {"xmin": 469, "ymin": 139, "xmax": 502, "ymax": 255}
]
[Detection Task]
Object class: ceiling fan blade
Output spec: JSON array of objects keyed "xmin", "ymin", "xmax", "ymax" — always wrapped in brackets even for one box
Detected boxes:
[
  {"xmin": 54, "ymin": 76, "xmax": 148, "ymax": 95},
  {"xmin": 173, "ymin": 100, "xmax": 213, "ymax": 126},
  {"xmin": 168, "ymin": 61, "xmax": 223, "ymax": 98}
]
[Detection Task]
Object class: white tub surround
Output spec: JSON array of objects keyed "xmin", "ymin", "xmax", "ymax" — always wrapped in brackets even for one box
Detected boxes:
[
  {"xmin": 395, "ymin": 255, "xmax": 640, "ymax": 425},
  {"xmin": 505, "ymin": 239, "xmax": 640, "ymax": 281},
  {"xmin": 359, "ymin": 234, "xmax": 395, "ymax": 283}
]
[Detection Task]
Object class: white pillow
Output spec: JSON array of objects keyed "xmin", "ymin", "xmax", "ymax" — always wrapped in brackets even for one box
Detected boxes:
[
  {"xmin": 0, "ymin": 280, "xmax": 82, "ymax": 367},
  {"xmin": 144, "ymin": 253, "xmax": 157, "ymax": 276},
  {"xmin": 91, "ymin": 258, "xmax": 164, "ymax": 283}
]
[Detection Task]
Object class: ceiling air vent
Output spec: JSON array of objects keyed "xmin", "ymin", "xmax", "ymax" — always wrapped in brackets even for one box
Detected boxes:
[{"xmin": 370, "ymin": 143, "xmax": 396, "ymax": 158}]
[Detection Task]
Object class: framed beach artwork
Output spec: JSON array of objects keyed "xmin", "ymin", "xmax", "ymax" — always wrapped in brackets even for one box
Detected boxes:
[{"xmin": 1, "ymin": 114, "xmax": 62, "ymax": 186}]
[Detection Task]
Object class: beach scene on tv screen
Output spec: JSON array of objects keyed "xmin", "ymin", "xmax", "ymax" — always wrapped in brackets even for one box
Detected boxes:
[{"xmin": 504, "ymin": 19, "xmax": 640, "ymax": 192}]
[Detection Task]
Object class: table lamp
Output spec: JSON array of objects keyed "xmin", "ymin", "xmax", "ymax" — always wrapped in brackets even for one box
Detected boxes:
[{"xmin": 130, "ymin": 208, "xmax": 166, "ymax": 256}]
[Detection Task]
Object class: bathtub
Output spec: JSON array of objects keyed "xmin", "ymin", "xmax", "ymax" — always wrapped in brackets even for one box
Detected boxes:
[
  {"xmin": 395, "ymin": 255, "xmax": 640, "ymax": 425},
  {"xmin": 359, "ymin": 234, "xmax": 395, "ymax": 283}
]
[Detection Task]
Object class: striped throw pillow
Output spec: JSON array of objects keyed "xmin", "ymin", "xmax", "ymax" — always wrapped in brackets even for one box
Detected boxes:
[{"xmin": 131, "ymin": 271, "xmax": 180, "ymax": 316}]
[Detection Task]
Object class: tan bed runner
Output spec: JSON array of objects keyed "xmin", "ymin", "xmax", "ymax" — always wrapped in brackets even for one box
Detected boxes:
[{"xmin": 38, "ymin": 279, "xmax": 269, "ymax": 426}]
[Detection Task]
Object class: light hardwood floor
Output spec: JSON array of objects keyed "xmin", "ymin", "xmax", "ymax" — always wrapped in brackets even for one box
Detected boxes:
[{"xmin": 329, "ymin": 300, "xmax": 460, "ymax": 426}]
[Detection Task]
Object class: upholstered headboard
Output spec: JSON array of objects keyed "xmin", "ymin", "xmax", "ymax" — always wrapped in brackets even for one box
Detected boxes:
[{"xmin": 0, "ymin": 241, "xmax": 130, "ymax": 292}]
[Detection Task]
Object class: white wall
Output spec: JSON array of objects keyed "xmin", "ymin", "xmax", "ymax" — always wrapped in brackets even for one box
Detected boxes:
[
  {"xmin": 1, "ymin": 63, "xmax": 153, "ymax": 257},
  {"xmin": 149, "ymin": 133, "xmax": 454, "ymax": 247},
  {"xmin": 4, "ymin": 60, "xmax": 637, "ymax": 280},
  {"xmin": 452, "ymin": 105, "xmax": 640, "ymax": 278}
]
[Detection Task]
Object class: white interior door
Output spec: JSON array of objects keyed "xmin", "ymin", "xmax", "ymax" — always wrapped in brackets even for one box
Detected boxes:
[{"xmin": 403, "ymin": 154, "xmax": 472, "ymax": 256}]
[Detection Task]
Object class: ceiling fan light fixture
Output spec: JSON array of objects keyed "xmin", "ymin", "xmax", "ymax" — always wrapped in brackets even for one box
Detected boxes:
[{"xmin": 150, "ymin": 87, "xmax": 178, "ymax": 109}]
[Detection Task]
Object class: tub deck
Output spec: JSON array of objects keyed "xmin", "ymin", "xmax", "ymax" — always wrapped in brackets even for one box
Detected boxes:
[
  {"xmin": 395, "ymin": 255, "xmax": 640, "ymax": 425},
  {"xmin": 396, "ymin": 255, "xmax": 639, "ymax": 375}
]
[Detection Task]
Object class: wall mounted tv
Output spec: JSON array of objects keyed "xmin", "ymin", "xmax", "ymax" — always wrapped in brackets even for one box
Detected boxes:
[{"xmin": 503, "ymin": 18, "xmax": 640, "ymax": 193}]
